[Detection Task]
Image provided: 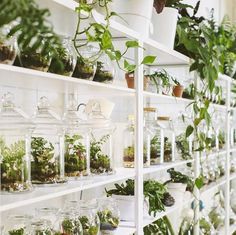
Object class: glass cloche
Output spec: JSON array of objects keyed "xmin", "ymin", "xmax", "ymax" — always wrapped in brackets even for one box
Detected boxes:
[{"xmin": 0, "ymin": 92, "xmax": 33, "ymax": 193}]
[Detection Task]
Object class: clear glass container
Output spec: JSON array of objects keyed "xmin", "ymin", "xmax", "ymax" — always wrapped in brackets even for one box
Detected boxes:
[
  {"xmin": 207, "ymin": 160, "xmax": 216, "ymax": 183},
  {"xmin": 78, "ymin": 201, "xmax": 100, "ymax": 235},
  {"xmin": 73, "ymin": 45, "xmax": 97, "ymax": 81},
  {"xmin": 157, "ymin": 116, "xmax": 175, "ymax": 163},
  {"xmin": 0, "ymin": 92, "xmax": 33, "ymax": 193},
  {"xmin": 0, "ymin": 24, "xmax": 17, "ymax": 65},
  {"xmin": 49, "ymin": 36, "xmax": 76, "ymax": 76},
  {"xmin": 97, "ymin": 197, "xmax": 120, "ymax": 235},
  {"xmin": 31, "ymin": 97, "xmax": 66, "ymax": 185},
  {"xmin": 201, "ymin": 161, "xmax": 209, "ymax": 185},
  {"xmin": 63, "ymin": 96, "xmax": 90, "ymax": 179},
  {"xmin": 93, "ymin": 53, "xmax": 115, "ymax": 84},
  {"xmin": 212, "ymin": 158, "xmax": 221, "ymax": 180},
  {"xmin": 29, "ymin": 219, "xmax": 53, "ymax": 235},
  {"xmin": 3, "ymin": 215, "xmax": 32, "ymax": 235},
  {"xmin": 86, "ymin": 102, "xmax": 115, "ymax": 175},
  {"xmin": 218, "ymin": 157, "xmax": 225, "ymax": 176}
]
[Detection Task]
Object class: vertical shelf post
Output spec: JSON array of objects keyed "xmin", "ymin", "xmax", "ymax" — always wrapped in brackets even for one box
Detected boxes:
[{"xmin": 135, "ymin": 41, "xmax": 144, "ymax": 235}]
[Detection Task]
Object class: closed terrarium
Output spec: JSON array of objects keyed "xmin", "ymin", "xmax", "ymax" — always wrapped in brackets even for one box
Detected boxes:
[
  {"xmin": 0, "ymin": 24, "xmax": 17, "ymax": 65},
  {"xmin": 0, "ymin": 93, "xmax": 33, "ymax": 193},
  {"xmin": 29, "ymin": 219, "xmax": 53, "ymax": 235},
  {"xmin": 49, "ymin": 36, "xmax": 76, "ymax": 76},
  {"xmin": 63, "ymin": 96, "xmax": 90, "ymax": 179},
  {"xmin": 31, "ymin": 97, "xmax": 66, "ymax": 185}
]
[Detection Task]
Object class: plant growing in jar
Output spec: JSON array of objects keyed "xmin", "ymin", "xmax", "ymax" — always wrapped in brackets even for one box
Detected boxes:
[
  {"xmin": 93, "ymin": 61, "xmax": 114, "ymax": 83},
  {"xmin": 175, "ymin": 133, "xmax": 192, "ymax": 160},
  {"xmin": 61, "ymin": 218, "xmax": 82, "ymax": 235},
  {"xmin": 90, "ymin": 134, "xmax": 112, "ymax": 174},
  {"xmin": 150, "ymin": 135, "xmax": 161, "ymax": 164},
  {"xmin": 97, "ymin": 209, "xmax": 119, "ymax": 232},
  {"xmin": 0, "ymin": 138, "xmax": 31, "ymax": 193},
  {"xmin": 218, "ymin": 130, "xmax": 226, "ymax": 149},
  {"xmin": 79, "ymin": 216, "xmax": 99, "ymax": 235},
  {"xmin": 8, "ymin": 228, "xmax": 25, "ymax": 235},
  {"xmin": 164, "ymin": 137, "xmax": 172, "ymax": 162},
  {"xmin": 64, "ymin": 134, "xmax": 87, "ymax": 177},
  {"xmin": 31, "ymin": 137, "xmax": 63, "ymax": 184}
]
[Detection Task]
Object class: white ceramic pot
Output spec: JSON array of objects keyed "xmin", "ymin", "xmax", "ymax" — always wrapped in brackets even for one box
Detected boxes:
[
  {"xmin": 109, "ymin": 0, "xmax": 154, "ymax": 39},
  {"xmin": 151, "ymin": 7, "xmax": 178, "ymax": 49}
]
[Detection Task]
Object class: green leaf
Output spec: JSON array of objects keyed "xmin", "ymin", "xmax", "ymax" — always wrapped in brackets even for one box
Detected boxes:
[
  {"xmin": 125, "ymin": 40, "xmax": 139, "ymax": 48},
  {"xmin": 185, "ymin": 125, "xmax": 194, "ymax": 138},
  {"xmin": 124, "ymin": 60, "xmax": 136, "ymax": 73},
  {"xmin": 195, "ymin": 176, "xmax": 204, "ymax": 189},
  {"xmin": 141, "ymin": 56, "xmax": 156, "ymax": 65}
]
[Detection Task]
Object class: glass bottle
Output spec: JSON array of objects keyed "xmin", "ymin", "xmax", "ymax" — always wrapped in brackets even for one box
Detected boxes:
[
  {"xmin": 0, "ymin": 92, "xmax": 33, "ymax": 193},
  {"xmin": 49, "ymin": 36, "xmax": 76, "ymax": 76},
  {"xmin": 0, "ymin": 24, "xmax": 17, "ymax": 65},
  {"xmin": 93, "ymin": 53, "xmax": 115, "ymax": 84},
  {"xmin": 29, "ymin": 219, "xmax": 53, "ymax": 235},
  {"xmin": 63, "ymin": 96, "xmax": 90, "ymax": 179},
  {"xmin": 207, "ymin": 159, "xmax": 216, "ymax": 183},
  {"xmin": 78, "ymin": 201, "xmax": 100, "ymax": 235},
  {"xmin": 157, "ymin": 116, "xmax": 175, "ymax": 163},
  {"xmin": 86, "ymin": 102, "xmax": 115, "ymax": 175},
  {"xmin": 97, "ymin": 197, "xmax": 120, "ymax": 235},
  {"xmin": 73, "ymin": 45, "xmax": 97, "ymax": 81},
  {"xmin": 31, "ymin": 97, "xmax": 66, "ymax": 185},
  {"xmin": 3, "ymin": 215, "xmax": 32, "ymax": 235}
]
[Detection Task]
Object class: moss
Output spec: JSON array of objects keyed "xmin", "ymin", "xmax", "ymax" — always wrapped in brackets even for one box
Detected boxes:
[
  {"xmin": 164, "ymin": 137, "xmax": 172, "ymax": 162},
  {"xmin": 93, "ymin": 61, "xmax": 113, "ymax": 83},
  {"xmin": 98, "ymin": 209, "xmax": 119, "ymax": 231},
  {"xmin": 8, "ymin": 228, "xmax": 24, "ymax": 235},
  {"xmin": 79, "ymin": 216, "xmax": 99, "ymax": 235},
  {"xmin": 73, "ymin": 57, "xmax": 95, "ymax": 80},
  {"xmin": 0, "ymin": 42, "xmax": 16, "ymax": 64}
]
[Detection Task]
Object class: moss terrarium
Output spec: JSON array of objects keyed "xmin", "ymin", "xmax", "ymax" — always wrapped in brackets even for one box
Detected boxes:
[
  {"xmin": 164, "ymin": 137, "xmax": 172, "ymax": 162},
  {"xmin": 150, "ymin": 135, "xmax": 161, "ymax": 165},
  {"xmin": 93, "ymin": 61, "xmax": 114, "ymax": 83},
  {"xmin": 78, "ymin": 216, "xmax": 99, "ymax": 235}
]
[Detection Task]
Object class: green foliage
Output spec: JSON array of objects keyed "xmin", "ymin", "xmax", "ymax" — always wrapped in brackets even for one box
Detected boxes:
[
  {"xmin": 176, "ymin": 133, "xmax": 191, "ymax": 160},
  {"xmin": 79, "ymin": 216, "xmax": 99, "ymax": 235},
  {"xmin": 61, "ymin": 218, "xmax": 82, "ymax": 235},
  {"xmin": 97, "ymin": 209, "xmax": 119, "ymax": 230},
  {"xmin": 93, "ymin": 61, "xmax": 113, "ymax": 83},
  {"xmin": 8, "ymin": 228, "xmax": 24, "ymax": 235},
  {"xmin": 199, "ymin": 217, "xmax": 211, "ymax": 235}
]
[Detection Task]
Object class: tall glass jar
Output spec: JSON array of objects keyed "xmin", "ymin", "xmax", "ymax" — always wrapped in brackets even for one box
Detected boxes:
[
  {"xmin": 97, "ymin": 197, "xmax": 120, "ymax": 235},
  {"xmin": 0, "ymin": 92, "xmax": 33, "ymax": 193},
  {"xmin": 79, "ymin": 201, "xmax": 100, "ymax": 235},
  {"xmin": 49, "ymin": 36, "xmax": 76, "ymax": 76},
  {"xmin": 0, "ymin": 24, "xmax": 17, "ymax": 65},
  {"xmin": 31, "ymin": 97, "xmax": 66, "ymax": 185},
  {"xmin": 86, "ymin": 102, "xmax": 115, "ymax": 175},
  {"xmin": 63, "ymin": 97, "xmax": 90, "ymax": 179},
  {"xmin": 157, "ymin": 116, "xmax": 175, "ymax": 163},
  {"xmin": 3, "ymin": 214, "xmax": 32, "ymax": 235}
]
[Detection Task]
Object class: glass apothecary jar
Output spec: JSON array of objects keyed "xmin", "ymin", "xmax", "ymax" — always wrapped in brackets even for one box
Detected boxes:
[
  {"xmin": 31, "ymin": 97, "xmax": 66, "ymax": 185},
  {"xmin": 78, "ymin": 201, "xmax": 100, "ymax": 235},
  {"xmin": 93, "ymin": 53, "xmax": 115, "ymax": 84},
  {"xmin": 49, "ymin": 36, "xmax": 76, "ymax": 76},
  {"xmin": 0, "ymin": 24, "xmax": 17, "ymax": 65},
  {"xmin": 86, "ymin": 102, "xmax": 115, "ymax": 175},
  {"xmin": 157, "ymin": 116, "xmax": 175, "ymax": 163},
  {"xmin": 0, "ymin": 92, "xmax": 33, "ymax": 193},
  {"xmin": 63, "ymin": 97, "xmax": 90, "ymax": 179},
  {"xmin": 97, "ymin": 197, "xmax": 120, "ymax": 235},
  {"xmin": 29, "ymin": 219, "xmax": 53, "ymax": 235},
  {"xmin": 3, "ymin": 214, "xmax": 32, "ymax": 235},
  {"xmin": 72, "ymin": 45, "xmax": 97, "ymax": 81}
]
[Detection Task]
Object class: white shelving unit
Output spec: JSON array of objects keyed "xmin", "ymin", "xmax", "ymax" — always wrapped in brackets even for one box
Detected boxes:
[{"xmin": 0, "ymin": 1, "xmax": 236, "ymax": 235}]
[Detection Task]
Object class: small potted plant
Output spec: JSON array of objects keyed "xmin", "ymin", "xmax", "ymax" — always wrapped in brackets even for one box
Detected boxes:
[
  {"xmin": 93, "ymin": 61, "xmax": 114, "ymax": 83},
  {"xmin": 172, "ymin": 78, "xmax": 184, "ymax": 97}
]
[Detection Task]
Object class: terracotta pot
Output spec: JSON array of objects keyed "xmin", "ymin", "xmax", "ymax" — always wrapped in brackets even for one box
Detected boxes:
[
  {"xmin": 173, "ymin": 85, "xmax": 184, "ymax": 97},
  {"xmin": 125, "ymin": 73, "xmax": 149, "ymax": 90}
]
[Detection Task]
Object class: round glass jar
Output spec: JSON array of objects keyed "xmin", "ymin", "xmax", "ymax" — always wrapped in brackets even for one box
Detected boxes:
[
  {"xmin": 49, "ymin": 36, "xmax": 76, "ymax": 76},
  {"xmin": 63, "ymin": 97, "xmax": 90, "ymax": 179},
  {"xmin": 0, "ymin": 92, "xmax": 33, "ymax": 193},
  {"xmin": 97, "ymin": 197, "xmax": 120, "ymax": 235},
  {"xmin": 93, "ymin": 53, "xmax": 115, "ymax": 84},
  {"xmin": 29, "ymin": 219, "xmax": 53, "ymax": 235},
  {"xmin": 86, "ymin": 102, "xmax": 115, "ymax": 175},
  {"xmin": 78, "ymin": 201, "xmax": 100, "ymax": 235},
  {"xmin": 0, "ymin": 24, "xmax": 17, "ymax": 65},
  {"xmin": 31, "ymin": 97, "xmax": 66, "ymax": 185},
  {"xmin": 73, "ymin": 45, "xmax": 97, "ymax": 81},
  {"xmin": 3, "ymin": 214, "xmax": 32, "ymax": 235}
]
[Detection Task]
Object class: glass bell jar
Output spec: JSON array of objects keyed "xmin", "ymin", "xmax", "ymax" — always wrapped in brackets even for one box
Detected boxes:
[
  {"xmin": 0, "ymin": 92, "xmax": 33, "ymax": 193},
  {"xmin": 85, "ymin": 101, "xmax": 115, "ymax": 175},
  {"xmin": 63, "ymin": 95, "xmax": 90, "ymax": 179},
  {"xmin": 31, "ymin": 96, "xmax": 66, "ymax": 185}
]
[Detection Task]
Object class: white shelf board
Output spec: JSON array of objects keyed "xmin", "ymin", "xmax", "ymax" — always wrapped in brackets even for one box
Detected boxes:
[
  {"xmin": 0, "ymin": 168, "xmax": 135, "ymax": 212},
  {"xmin": 201, "ymin": 149, "xmax": 227, "ymax": 160},
  {"xmin": 143, "ymin": 160, "xmax": 194, "ymax": 175},
  {"xmin": 0, "ymin": 64, "xmax": 134, "ymax": 95},
  {"xmin": 200, "ymin": 177, "xmax": 226, "ymax": 195},
  {"xmin": 114, "ymin": 226, "xmax": 136, "ymax": 235}
]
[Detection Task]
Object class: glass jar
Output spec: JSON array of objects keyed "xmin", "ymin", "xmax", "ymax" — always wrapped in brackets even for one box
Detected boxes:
[
  {"xmin": 201, "ymin": 161, "xmax": 209, "ymax": 185},
  {"xmin": 19, "ymin": 39, "xmax": 51, "ymax": 72},
  {"xmin": 157, "ymin": 116, "xmax": 175, "ymax": 163},
  {"xmin": 0, "ymin": 24, "xmax": 17, "ymax": 65},
  {"xmin": 29, "ymin": 219, "xmax": 53, "ymax": 235},
  {"xmin": 73, "ymin": 45, "xmax": 97, "ymax": 80},
  {"xmin": 207, "ymin": 160, "xmax": 216, "ymax": 183},
  {"xmin": 3, "ymin": 215, "xmax": 32, "ymax": 235},
  {"xmin": 86, "ymin": 102, "xmax": 115, "ymax": 175},
  {"xmin": 212, "ymin": 158, "xmax": 221, "ymax": 180},
  {"xmin": 31, "ymin": 97, "xmax": 66, "ymax": 185},
  {"xmin": 97, "ymin": 197, "xmax": 120, "ymax": 235},
  {"xmin": 49, "ymin": 36, "xmax": 76, "ymax": 76},
  {"xmin": 0, "ymin": 92, "xmax": 33, "ymax": 193},
  {"xmin": 93, "ymin": 53, "xmax": 115, "ymax": 84},
  {"xmin": 63, "ymin": 96, "xmax": 90, "ymax": 179},
  {"xmin": 218, "ymin": 157, "xmax": 225, "ymax": 176},
  {"xmin": 79, "ymin": 201, "xmax": 100, "ymax": 235},
  {"xmin": 217, "ymin": 130, "xmax": 226, "ymax": 150}
]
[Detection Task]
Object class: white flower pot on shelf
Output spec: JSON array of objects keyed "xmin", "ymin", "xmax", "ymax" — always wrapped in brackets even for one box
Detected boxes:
[
  {"xmin": 109, "ymin": 0, "xmax": 154, "ymax": 39},
  {"xmin": 151, "ymin": 7, "xmax": 178, "ymax": 49}
]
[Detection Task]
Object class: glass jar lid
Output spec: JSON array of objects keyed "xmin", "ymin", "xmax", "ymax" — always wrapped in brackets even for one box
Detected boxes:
[
  {"xmin": 0, "ymin": 92, "xmax": 33, "ymax": 131},
  {"xmin": 32, "ymin": 96, "xmax": 62, "ymax": 131}
]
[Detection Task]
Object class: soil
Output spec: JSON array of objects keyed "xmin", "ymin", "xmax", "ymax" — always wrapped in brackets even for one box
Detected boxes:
[
  {"xmin": 0, "ymin": 43, "xmax": 16, "ymax": 64},
  {"xmin": 93, "ymin": 70, "xmax": 113, "ymax": 83},
  {"xmin": 1, "ymin": 181, "xmax": 32, "ymax": 193},
  {"xmin": 150, "ymin": 150, "xmax": 161, "ymax": 165},
  {"xmin": 49, "ymin": 57, "xmax": 75, "ymax": 76},
  {"xmin": 73, "ymin": 59, "xmax": 95, "ymax": 80}
]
